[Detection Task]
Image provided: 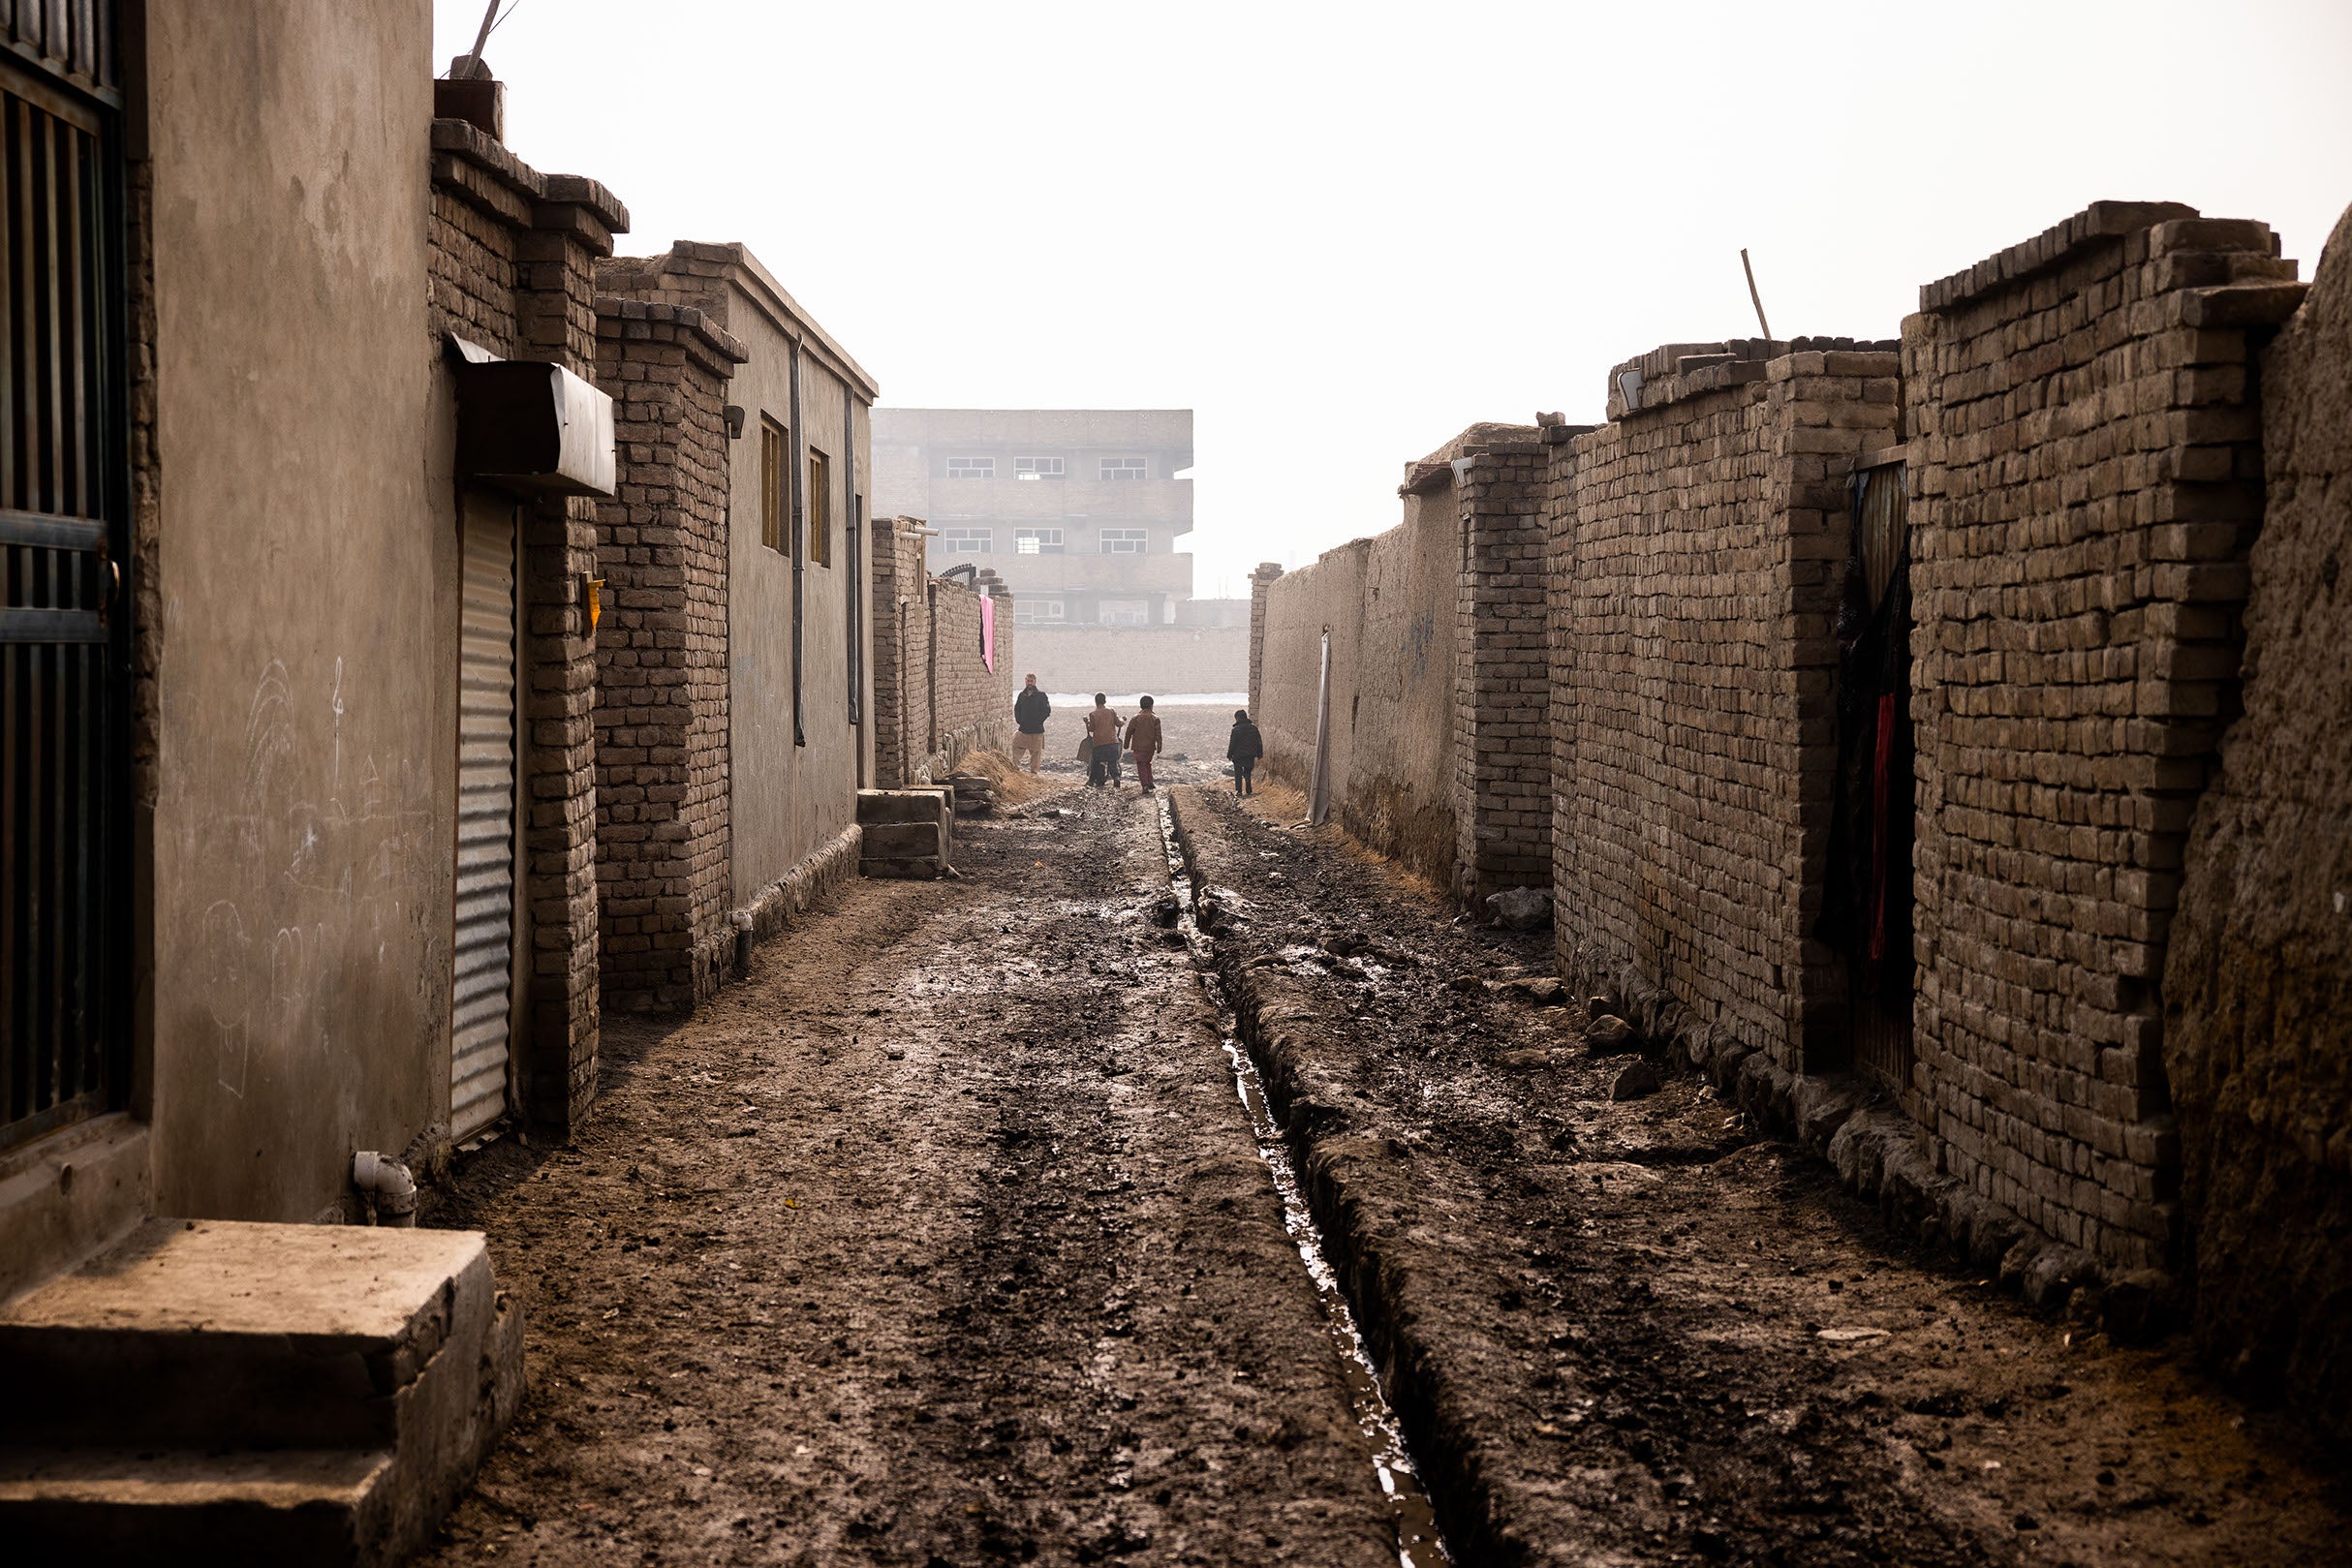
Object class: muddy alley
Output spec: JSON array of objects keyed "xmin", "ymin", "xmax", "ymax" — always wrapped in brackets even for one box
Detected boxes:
[
  {"xmin": 421, "ymin": 738, "xmax": 1403, "ymax": 1567},
  {"xmin": 420, "ymin": 715, "xmax": 2349, "ymax": 1568}
]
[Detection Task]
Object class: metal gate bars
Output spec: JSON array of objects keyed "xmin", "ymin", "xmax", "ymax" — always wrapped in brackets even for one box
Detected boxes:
[{"xmin": 0, "ymin": 41, "xmax": 127, "ymax": 1152}]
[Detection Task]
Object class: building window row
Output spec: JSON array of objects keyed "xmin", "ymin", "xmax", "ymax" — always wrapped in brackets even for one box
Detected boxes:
[
  {"xmin": 944, "ymin": 455, "xmax": 1152, "ymax": 481},
  {"xmin": 931, "ymin": 527, "xmax": 1153, "ymax": 556}
]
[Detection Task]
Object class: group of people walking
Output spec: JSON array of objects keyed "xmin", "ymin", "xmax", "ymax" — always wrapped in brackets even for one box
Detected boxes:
[{"xmin": 1010, "ymin": 675, "xmax": 1263, "ymax": 795}]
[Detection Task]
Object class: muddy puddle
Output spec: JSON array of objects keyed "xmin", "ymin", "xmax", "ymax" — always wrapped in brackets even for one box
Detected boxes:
[{"xmin": 1154, "ymin": 794, "xmax": 1453, "ymax": 1568}]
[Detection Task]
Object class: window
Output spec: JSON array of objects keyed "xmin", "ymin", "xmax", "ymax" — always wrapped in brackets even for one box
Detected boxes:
[
  {"xmin": 1014, "ymin": 528, "xmax": 1065, "ymax": 555},
  {"xmin": 1099, "ymin": 529, "xmax": 1148, "ymax": 554},
  {"xmin": 1014, "ymin": 456, "xmax": 1064, "ymax": 480},
  {"xmin": 940, "ymin": 528, "xmax": 992, "ymax": 555},
  {"xmin": 946, "ymin": 456, "xmax": 994, "ymax": 479},
  {"xmin": 807, "ymin": 447, "xmax": 832, "ymax": 567},
  {"xmin": 1100, "ymin": 457, "xmax": 1147, "ymax": 480},
  {"xmin": 1099, "ymin": 599, "xmax": 1150, "ymax": 627},
  {"xmin": 759, "ymin": 416, "xmax": 788, "ymax": 553},
  {"xmin": 1013, "ymin": 597, "xmax": 1067, "ymax": 626}
]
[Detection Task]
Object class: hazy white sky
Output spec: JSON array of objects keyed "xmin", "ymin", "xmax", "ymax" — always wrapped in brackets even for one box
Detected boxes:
[{"xmin": 435, "ymin": 0, "xmax": 2352, "ymax": 600}]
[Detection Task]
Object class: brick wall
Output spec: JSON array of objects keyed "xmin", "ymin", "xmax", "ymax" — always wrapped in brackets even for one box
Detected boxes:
[
  {"xmin": 873, "ymin": 515, "xmax": 929, "ymax": 786},
  {"xmin": 428, "ymin": 119, "xmax": 626, "ymax": 1136},
  {"xmin": 1551, "ymin": 339, "xmax": 1900, "ymax": 1071},
  {"xmin": 591, "ymin": 297, "xmax": 746, "ymax": 1013},
  {"xmin": 2160, "ymin": 203, "xmax": 2345, "ymax": 1426},
  {"xmin": 1903, "ymin": 203, "xmax": 2297, "ymax": 1276},
  {"xmin": 871, "ymin": 517, "xmax": 1015, "ymax": 784}
]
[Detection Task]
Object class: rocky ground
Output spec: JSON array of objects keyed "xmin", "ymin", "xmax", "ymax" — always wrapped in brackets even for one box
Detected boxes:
[{"xmin": 418, "ymin": 707, "xmax": 2351, "ymax": 1566}]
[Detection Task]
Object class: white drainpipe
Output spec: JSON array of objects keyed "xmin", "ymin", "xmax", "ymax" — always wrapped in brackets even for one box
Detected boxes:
[{"xmin": 352, "ymin": 1151, "xmax": 418, "ymax": 1227}]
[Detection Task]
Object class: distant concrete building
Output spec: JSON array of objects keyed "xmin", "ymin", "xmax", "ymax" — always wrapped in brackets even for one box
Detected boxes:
[{"xmin": 874, "ymin": 409, "xmax": 1193, "ymax": 628}]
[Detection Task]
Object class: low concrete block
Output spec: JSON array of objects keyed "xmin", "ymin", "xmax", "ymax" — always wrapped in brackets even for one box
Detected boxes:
[
  {"xmin": 862, "ymin": 821, "xmax": 945, "ymax": 860},
  {"xmin": 0, "ymin": 1217, "xmax": 522, "ymax": 1565}
]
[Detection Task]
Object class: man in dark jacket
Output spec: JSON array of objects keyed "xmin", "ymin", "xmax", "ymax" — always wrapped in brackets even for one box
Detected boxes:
[
  {"xmin": 1012, "ymin": 674, "xmax": 1050, "ymax": 772},
  {"xmin": 1227, "ymin": 709, "xmax": 1263, "ymax": 796}
]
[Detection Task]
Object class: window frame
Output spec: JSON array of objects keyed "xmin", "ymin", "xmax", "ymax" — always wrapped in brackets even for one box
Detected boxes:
[
  {"xmin": 1098, "ymin": 529, "xmax": 1149, "ymax": 555},
  {"xmin": 1013, "ymin": 528, "xmax": 1065, "ymax": 556},
  {"xmin": 940, "ymin": 528, "xmax": 993, "ymax": 555},
  {"xmin": 946, "ymin": 456, "xmax": 995, "ymax": 480},
  {"xmin": 759, "ymin": 415, "xmax": 788, "ymax": 554},
  {"xmin": 1013, "ymin": 456, "xmax": 1064, "ymax": 480},
  {"xmin": 1099, "ymin": 456, "xmax": 1148, "ymax": 481},
  {"xmin": 807, "ymin": 446, "xmax": 833, "ymax": 567}
]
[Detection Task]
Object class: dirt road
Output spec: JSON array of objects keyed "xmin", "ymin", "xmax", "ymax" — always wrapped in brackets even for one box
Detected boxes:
[
  {"xmin": 421, "ymin": 753, "xmax": 1403, "ymax": 1566},
  {"xmin": 1170, "ymin": 779, "xmax": 2352, "ymax": 1568},
  {"xmin": 419, "ymin": 722, "xmax": 2350, "ymax": 1566}
]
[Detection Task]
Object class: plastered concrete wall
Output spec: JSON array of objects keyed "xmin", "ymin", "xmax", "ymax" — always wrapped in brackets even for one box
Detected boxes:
[
  {"xmin": 1552, "ymin": 341, "xmax": 1898, "ymax": 1074},
  {"xmin": 1016, "ymin": 626, "xmax": 1248, "ymax": 698},
  {"xmin": 599, "ymin": 244, "xmax": 877, "ymax": 910},
  {"xmin": 2160, "ymin": 203, "xmax": 2349, "ymax": 1426},
  {"xmin": 1904, "ymin": 204, "xmax": 2296, "ymax": 1276},
  {"xmin": 143, "ymin": 1, "xmax": 443, "ymax": 1220}
]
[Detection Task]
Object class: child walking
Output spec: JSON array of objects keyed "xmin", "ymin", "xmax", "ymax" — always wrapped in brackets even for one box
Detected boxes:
[{"xmin": 1226, "ymin": 709, "xmax": 1262, "ymax": 796}]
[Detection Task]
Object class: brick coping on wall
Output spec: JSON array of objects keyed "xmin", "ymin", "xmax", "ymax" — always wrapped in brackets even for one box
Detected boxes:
[
  {"xmin": 590, "ymin": 294, "xmax": 747, "ymax": 371},
  {"xmin": 1603, "ymin": 336, "xmax": 1903, "ymax": 421},
  {"xmin": 429, "ymin": 117, "xmax": 630, "ymax": 238}
]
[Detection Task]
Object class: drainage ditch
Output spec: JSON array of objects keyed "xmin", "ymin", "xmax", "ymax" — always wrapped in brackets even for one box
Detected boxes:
[{"xmin": 1155, "ymin": 794, "xmax": 1452, "ymax": 1568}]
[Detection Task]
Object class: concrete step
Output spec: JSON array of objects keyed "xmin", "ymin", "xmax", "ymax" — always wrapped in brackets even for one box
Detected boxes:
[
  {"xmin": 0, "ymin": 1446, "xmax": 394, "ymax": 1565},
  {"xmin": 856, "ymin": 786, "xmax": 949, "ymax": 826},
  {"xmin": 0, "ymin": 1216, "xmax": 523, "ymax": 1562},
  {"xmin": 863, "ymin": 820, "xmax": 945, "ymax": 860}
]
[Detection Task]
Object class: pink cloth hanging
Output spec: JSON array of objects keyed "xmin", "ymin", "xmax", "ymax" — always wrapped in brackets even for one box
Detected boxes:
[{"xmin": 979, "ymin": 594, "xmax": 996, "ymax": 673}]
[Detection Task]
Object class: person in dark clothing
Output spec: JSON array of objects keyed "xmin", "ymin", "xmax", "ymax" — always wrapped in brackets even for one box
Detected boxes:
[
  {"xmin": 1011, "ymin": 674, "xmax": 1050, "ymax": 773},
  {"xmin": 1226, "ymin": 709, "xmax": 1263, "ymax": 796}
]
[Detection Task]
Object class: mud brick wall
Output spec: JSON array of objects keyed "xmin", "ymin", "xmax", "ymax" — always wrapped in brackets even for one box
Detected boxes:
[
  {"xmin": 591, "ymin": 298, "xmax": 747, "ymax": 1013},
  {"xmin": 871, "ymin": 516, "xmax": 932, "ymax": 786},
  {"xmin": 1255, "ymin": 538, "xmax": 1371, "ymax": 809},
  {"xmin": 1452, "ymin": 444, "xmax": 1550, "ymax": 902},
  {"xmin": 1903, "ymin": 202, "xmax": 2300, "ymax": 1276},
  {"xmin": 1247, "ymin": 562, "xmax": 1283, "ymax": 718},
  {"xmin": 870, "ymin": 518, "xmax": 1013, "ymax": 785},
  {"xmin": 2149, "ymin": 205, "xmax": 2345, "ymax": 1423},
  {"xmin": 1252, "ymin": 427, "xmax": 1551, "ymax": 893},
  {"xmin": 1552, "ymin": 340, "xmax": 1900, "ymax": 1072},
  {"xmin": 428, "ymin": 120, "xmax": 626, "ymax": 1134},
  {"xmin": 920, "ymin": 582, "xmax": 1015, "ymax": 781}
]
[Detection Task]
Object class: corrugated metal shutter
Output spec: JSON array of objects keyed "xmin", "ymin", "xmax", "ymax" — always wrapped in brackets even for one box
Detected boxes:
[{"xmin": 451, "ymin": 499, "xmax": 516, "ymax": 1140}]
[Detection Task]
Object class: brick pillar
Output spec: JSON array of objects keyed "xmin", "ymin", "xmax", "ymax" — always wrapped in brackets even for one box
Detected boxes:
[
  {"xmin": 514, "ymin": 178, "xmax": 625, "ymax": 1137},
  {"xmin": 1247, "ymin": 561, "xmax": 1283, "ymax": 717},
  {"xmin": 1451, "ymin": 445, "xmax": 1550, "ymax": 906},
  {"xmin": 591, "ymin": 297, "xmax": 747, "ymax": 1013},
  {"xmin": 1542, "ymin": 420, "xmax": 1588, "ymax": 980}
]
